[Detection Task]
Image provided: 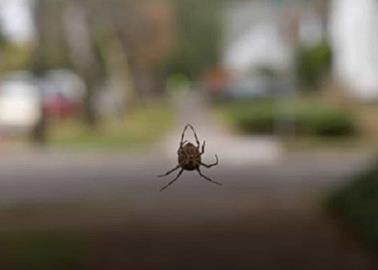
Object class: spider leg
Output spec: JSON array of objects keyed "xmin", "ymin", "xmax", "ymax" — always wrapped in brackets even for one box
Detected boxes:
[
  {"xmin": 200, "ymin": 140, "xmax": 206, "ymax": 154},
  {"xmin": 157, "ymin": 165, "xmax": 180, "ymax": 177},
  {"xmin": 200, "ymin": 154, "xmax": 219, "ymax": 168},
  {"xmin": 180, "ymin": 125, "xmax": 190, "ymax": 146},
  {"xmin": 187, "ymin": 124, "xmax": 200, "ymax": 148},
  {"xmin": 160, "ymin": 169, "xmax": 184, "ymax": 191},
  {"xmin": 196, "ymin": 168, "xmax": 222, "ymax": 186}
]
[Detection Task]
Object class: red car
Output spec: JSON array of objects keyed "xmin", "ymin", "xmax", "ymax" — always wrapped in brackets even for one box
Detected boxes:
[
  {"xmin": 43, "ymin": 93, "xmax": 82, "ymax": 119},
  {"xmin": 41, "ymin": 70, "xmax": 85, "ymax": 119}
]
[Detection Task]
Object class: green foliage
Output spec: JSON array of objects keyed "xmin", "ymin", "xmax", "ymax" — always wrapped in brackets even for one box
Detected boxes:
[
  {"xmin": 295, "ymin": 42, "xmax": 332, "ymax": 90},
  {"xmin": 166, "ymin": 0, "xmax": 224, "ymax": 79},
  {"xmin": 0, "ymin": 44, "xmax": 33, "ymax": 73},
  {"xmin": 327, "ymin": 160, "xmax": 378, "ymax": 249},
  {"xmin": 219, "ymin": 100, "xmax": 356, "ymax": 137},
  {"xmin": 0, "ymin": 31, "xmax": 6, "ymax": 46},
  {"xmin": 0, "ymin": 230, "xmax": 88, "ymax": 270}
]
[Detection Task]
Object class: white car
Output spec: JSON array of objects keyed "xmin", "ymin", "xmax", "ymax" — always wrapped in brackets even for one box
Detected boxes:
[{"xmin": 0, "ymin": 73, "xmax": 41, "ymax": 133}]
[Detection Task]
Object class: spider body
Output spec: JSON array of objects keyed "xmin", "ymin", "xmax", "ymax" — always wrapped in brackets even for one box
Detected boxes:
[
  {"xmin": 178, "ymin": 142, "xmax": 201, "ymax": 171},
  {"xmin": 158, "ymin": 124, "xmax": 221, "ymax": 191}
]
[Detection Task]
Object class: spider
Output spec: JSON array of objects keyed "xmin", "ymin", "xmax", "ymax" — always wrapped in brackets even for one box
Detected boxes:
[{"xmin": 158, "ymin": 124, "xmax": 221, "ymax": 191}]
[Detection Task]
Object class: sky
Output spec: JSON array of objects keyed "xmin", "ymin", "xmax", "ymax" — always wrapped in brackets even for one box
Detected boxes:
[{"xmin": 0, "ymin": 0, "xmax": 35, "ymax": 44}]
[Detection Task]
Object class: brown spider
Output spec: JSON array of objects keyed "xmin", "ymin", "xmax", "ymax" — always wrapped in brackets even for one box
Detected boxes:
[{"xmin": 158, "ymin": 124, "xmax": 221, "ymax": 191}]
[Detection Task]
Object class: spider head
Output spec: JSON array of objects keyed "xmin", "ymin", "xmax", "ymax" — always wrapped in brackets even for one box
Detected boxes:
[{"xmin": 182, "ymin": 142, "xmax": 198, "ymax": 155}]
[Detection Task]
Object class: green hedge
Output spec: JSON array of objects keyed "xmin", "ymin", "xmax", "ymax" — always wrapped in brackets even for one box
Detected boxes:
[
  {"xmin": 227, "ymin": 101, "xmax": 275, "ymax": 134},
  {"xmin": 221, "ymin": 100, "xmax": 356, "ymax": 137},
  {"xmin": 326, "ymin": 160, "xmax": 378, "ymax": 249},
  {"xmin": 294, "ymin": 103, "xmax": 356, "ymax": 136}
]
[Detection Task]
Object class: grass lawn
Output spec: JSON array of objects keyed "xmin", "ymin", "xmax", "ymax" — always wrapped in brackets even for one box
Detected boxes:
[{"xmin": 48, "ymin": 101, "xmax": 175, "ymax": 152}]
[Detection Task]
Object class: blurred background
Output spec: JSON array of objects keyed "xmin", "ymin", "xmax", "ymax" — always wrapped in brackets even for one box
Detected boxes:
[{"xmin": 0, "ymin": 0, "xmax": 378, "ymax": 269}]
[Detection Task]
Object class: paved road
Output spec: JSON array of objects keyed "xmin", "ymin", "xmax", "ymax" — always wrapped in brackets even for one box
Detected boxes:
[{"xmin": 0, "ymin": 149, "xmax": 375, "ymax": 269}]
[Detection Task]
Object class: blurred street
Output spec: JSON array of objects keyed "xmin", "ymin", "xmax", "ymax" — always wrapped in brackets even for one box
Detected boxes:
[
  {"xmin": 0, "ymin": 93, "xmax": 376, "ymax": 269},
  {"xmin": 1, "ymin": 0, "xmax": 378, "ymax": 269}
]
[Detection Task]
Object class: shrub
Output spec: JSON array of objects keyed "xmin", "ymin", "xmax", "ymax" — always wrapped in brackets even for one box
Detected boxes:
[
  {"xmin": 327, "ymin": 159, "xmax": 378, "ymax": 249},
  {"xmin": 293, "ymin": 104, "xmax": 356, "ymax": 136},
  {"xmin": 227, "ymin": 101, "xmax": 275, "ymax": 134},
  {"xmin": 221, "ymin": 100, "xmax": 356, "ymax": 137}
]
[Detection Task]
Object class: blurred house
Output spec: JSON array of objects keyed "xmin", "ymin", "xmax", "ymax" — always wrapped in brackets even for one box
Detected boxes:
[
  {"xmin": 222, "ymin": 0, "xmax": 378, "ymax": 101},
  {"xmin": 220, "ymin": 0, "xmax": 327, "ymax": 99},
  {"xmin": 223, "ymin": 0, "xmax": 328, "ymax": 73},
  {"xmin": 330, "ymin": 0, "xmax": 378, "ymax": 100},
  {"xmin": 223, "ymin": 0, "xmax": 293, "ymax": 75}
]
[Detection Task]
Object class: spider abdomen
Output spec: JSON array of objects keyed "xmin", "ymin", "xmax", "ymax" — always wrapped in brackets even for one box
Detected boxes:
[
  {"xmin": 178, "ymin": 143, "xmax": 201, "ymax": 171},
  {"xmin": 180, "ymin": 158, "xmax": 200, "ymax": 170}
]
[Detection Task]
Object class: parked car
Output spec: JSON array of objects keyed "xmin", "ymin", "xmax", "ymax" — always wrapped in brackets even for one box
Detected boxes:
[
  {"xmin": 41, "ymin": 69, "xmax": 85, "ymax": 118},
  {"xmin": 0, "ymin": 72, "xmax": 41, "ymax": 134}
]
